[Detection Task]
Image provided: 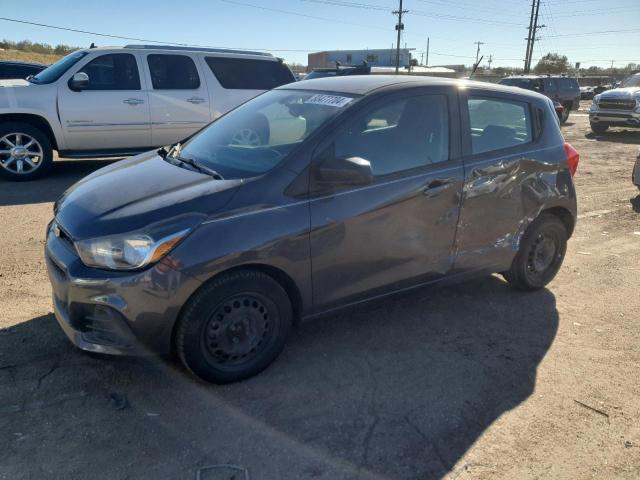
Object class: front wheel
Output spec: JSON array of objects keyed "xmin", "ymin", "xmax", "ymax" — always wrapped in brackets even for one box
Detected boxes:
[
  {"xmin": 503, "ymin": 214, "xmax": 568, "ymax": 291},
  {"xmin": 560, "ymin": 107, "xmax": 570, "ymax": 124},
  {"xmin": 590, "ymin": 122, "xmax": 609, "ymax": 134},
  {"xmin": 0, "ymin": 122, "xmax": 53, "ymax": 181},
  {"xmin": 175, "ymin": 270, "xmax": 292, "ymax": 384}
]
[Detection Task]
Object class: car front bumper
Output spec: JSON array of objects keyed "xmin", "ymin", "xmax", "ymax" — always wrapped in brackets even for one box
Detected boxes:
[
  {"xmin": 45, "ymin": 222, "xmax": 202, "ymax": 356},
  {"xmin": 589, "ymin": 108, "xmax": 640, "ymax": 127}
]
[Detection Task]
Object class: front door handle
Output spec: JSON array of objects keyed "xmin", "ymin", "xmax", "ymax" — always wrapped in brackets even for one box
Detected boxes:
[
  {"xmin": 187, "ymin": 97, "xmax": 206, "ymax": 104},
  {"xmin": 123, "ymin": 98, "xmax": 144, "ymax": 106},
  {"xmin": 423, "ymin": 179, "xmax": 453, "ymax": 197}
]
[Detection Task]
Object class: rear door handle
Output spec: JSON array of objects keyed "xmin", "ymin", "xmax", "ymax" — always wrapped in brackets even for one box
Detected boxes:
[
  {"xmin": 123, "ymin": 98, "xmax": 144, "ymax": 106},
  {"xmin": 423, "ymin": 179, "xmax": 453, "ymax": 197},
  {"xmin": 187, "ymin": 97, "xmax": 206, "ymax": 104}
]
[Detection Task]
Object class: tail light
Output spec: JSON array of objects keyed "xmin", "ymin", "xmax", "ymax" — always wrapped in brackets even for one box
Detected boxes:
[{"xmin": 564, "ymin": 142, "xmax": 580, "ymax": 176}]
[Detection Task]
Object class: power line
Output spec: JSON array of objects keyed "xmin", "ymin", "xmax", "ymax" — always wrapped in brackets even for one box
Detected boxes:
[
  {"xmin": 220, "ymin": 0, "xmax": 389, "ymax": 30},
  {"xmin": 0, "ymin": 16, "xmax": 319, "ymax": 53}
]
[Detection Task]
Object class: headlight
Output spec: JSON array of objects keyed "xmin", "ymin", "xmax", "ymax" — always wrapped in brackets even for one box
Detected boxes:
[
  {"xmin": 74, "ymin": 215, "xmax": 203, "ymax": 270},
  {"xmin": 593, "ymin": 94, "xmax": 601, "ymax": 105}
]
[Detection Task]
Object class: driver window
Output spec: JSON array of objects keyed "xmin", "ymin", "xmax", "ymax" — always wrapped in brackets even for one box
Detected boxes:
[
  {"xmin": 76, "ymin": 54, "xmax": 140, "ymax": 91},
  {"xmin": 334, "ymin": 95, "xmax": 449, "ymax": 177}
]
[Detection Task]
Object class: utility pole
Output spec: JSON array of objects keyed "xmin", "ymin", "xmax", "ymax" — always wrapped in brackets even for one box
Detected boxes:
[
  {"xmin": 426, "ymin": 36, "xmax": 430, "ymax": 66},
  {"xmin": 474, "ymin": 41, "xmax": 484, "ymax": 68},
  {"xmin": 488, "ymin": 54, "xmax": 493, "ymax": 71},
  {"xmin": 420, "ymin": 52, "xmax": 424, "ymax": 65},
  {"xmin": 527, "ymin": 0, "xmax": 543, "ymax": 72},
  {"xmin": 524, "ymin": 0, "xmax": 545, "ymax": 73},
  {"xmin": 524, "ymin": 0, "xmax": 536, "ymax": 72},
  {"xmin": 393, "ymin": 0, "xmax": 408, "ymax": 74}
]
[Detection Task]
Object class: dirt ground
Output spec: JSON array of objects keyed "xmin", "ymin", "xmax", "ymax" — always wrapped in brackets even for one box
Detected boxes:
[{"xmin": 0, "ymin": 102, "xmax": 639, "ymax": 479}]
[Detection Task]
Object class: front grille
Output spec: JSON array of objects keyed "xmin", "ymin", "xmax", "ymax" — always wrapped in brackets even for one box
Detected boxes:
[{"xmin": 599, "ymin": 99, "xmax": 636, "ymax": 111}]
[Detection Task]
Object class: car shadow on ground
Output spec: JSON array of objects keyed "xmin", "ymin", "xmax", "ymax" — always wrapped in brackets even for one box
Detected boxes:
[
  {"xmin": 584, "ymin": 130, "xmax": 640, "ymax": 145},
  {"xmin": 0, "ymin": 158, "xmax": 117, "ymax": 207},
  {"xmin": 0, "ymin": 276, "xmax": 558, "ymax": 479}
]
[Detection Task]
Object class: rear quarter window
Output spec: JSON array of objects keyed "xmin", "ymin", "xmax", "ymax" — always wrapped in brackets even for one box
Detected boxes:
[
  {"xmin": 205, "ymin": 57, "xmax": 294, "ymax": 90},
  {"xmin": 558, "ymin": 77, "xmax": 579, "ymax": 91}
]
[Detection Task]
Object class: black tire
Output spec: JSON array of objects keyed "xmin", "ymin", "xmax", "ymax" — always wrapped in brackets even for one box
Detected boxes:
[
  {"xmin": 503, "ymin": 213, "xmax": 568, "ymax": 291},
  {"xmin": 560, "ymin": 106, "xmax": 570, "ymax": 124},
  {"xmin": 175, "ymin": 270, "xmax": 292, "ymax": 384},
  {"xmin": 0, "ymin": 122, "xmax": 53, "ymax": 181},
  {"xmin": 590, "ymin": 123, "xmax": 609, "ymax": 134}
]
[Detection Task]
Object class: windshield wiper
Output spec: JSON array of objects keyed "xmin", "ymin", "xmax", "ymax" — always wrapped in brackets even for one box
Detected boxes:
[
  {"xmin": 174, "ymin": 155, "xmax": 224, "ymax": 180},
  {"xmin": 162, "ymin": 143, "xmax": 224, "ymax": 180},
  {"xmin": 25, "ymin": 75, "xmax": 39, "ymax": 84}
]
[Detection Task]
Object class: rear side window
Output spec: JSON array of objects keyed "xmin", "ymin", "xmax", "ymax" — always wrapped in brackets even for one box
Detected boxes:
[
  {"xmin": 334, "ymin": 94, "xmax": 449, "ymax": 177},
  {"xmin": 205, "ymin": 57, "xmax": 294, "ymax": 90},
  {"xmin": 468, "ymin": 97, "xmax": 532, "ymax": 155},
  {"xmin": 147, "ymin": 54, "xmax": 200, "ymax": 90},
  {"xmin": 77, "ymin": 54, "xmax": 140, "ymax": 90}
]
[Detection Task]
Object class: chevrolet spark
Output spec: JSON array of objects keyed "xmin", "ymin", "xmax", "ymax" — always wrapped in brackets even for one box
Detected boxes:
[{"xmin": 46, "ymin": 76, "xmax": 579, "ymax": 383}]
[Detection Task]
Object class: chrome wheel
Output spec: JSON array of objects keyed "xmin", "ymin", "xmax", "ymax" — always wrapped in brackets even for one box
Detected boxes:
[
  {"xmin": 230, "ymin": 128, "xmax": 262, "ymax": 146},
  {"xmin": 0, "ymin": 132, "xmax": 44, "ymax": 175}
]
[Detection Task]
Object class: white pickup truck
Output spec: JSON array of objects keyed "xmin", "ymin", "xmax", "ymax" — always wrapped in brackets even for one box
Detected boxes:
[{"xmin": 0, "ymin": 45, "xmax": 295, "ymax": 180}]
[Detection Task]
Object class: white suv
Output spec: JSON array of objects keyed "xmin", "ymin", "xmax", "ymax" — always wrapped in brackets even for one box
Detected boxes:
[{"xmin": 0, "ymin": 45, "xmax": 295, "ymax": 180}]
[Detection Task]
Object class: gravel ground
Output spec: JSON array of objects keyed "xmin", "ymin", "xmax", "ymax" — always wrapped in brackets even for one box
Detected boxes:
[{"xmin": 0, "ymin": 103, "xmax": 639, "ymax": 479}]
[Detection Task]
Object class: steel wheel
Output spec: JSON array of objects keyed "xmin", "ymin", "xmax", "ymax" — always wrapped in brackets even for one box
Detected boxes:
[
  {"xmin": 202, "ymin": 294, "xmax": 274, "ymax": 367},
  {"xmin": 526, "ymin": 232, "xmax": 559, "ymax": 282},
  {"xmin": 0, "ymin": 132, "xmax": 44, "ymax": 175},
  {"xmin": 230, "ymin": 128, "xmax": 262, "ymax": 146}
]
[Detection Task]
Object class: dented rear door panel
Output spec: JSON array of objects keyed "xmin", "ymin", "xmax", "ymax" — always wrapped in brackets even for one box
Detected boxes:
[{"xmin": 454, "ymin": 89, "xmax": 576, "ymax": 272}]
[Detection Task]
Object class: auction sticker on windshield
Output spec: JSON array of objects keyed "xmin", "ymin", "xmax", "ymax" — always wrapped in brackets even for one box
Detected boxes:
[{"xmin": 304, "ymin": 94, "xmax": 354, "ymax": 108}]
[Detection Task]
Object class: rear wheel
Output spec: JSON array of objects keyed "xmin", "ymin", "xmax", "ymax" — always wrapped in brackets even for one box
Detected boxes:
[
  {"xmin": 503, "ymin": 214, "xmax": 567, "ymax": 291},
  {"xmin": 0, "ymin": 122, "xmax": 53, "ymax": 181},
  {"xmin": 175, "ymin": 270, "xmax": 292, "ymax": 384},
  {"xmin": 590, "ymin": 122, "xmax": 609, "ymax": 134},
  {"xmin": 560, "ymin": 106, "xmax": 570, "ymax": 124}
]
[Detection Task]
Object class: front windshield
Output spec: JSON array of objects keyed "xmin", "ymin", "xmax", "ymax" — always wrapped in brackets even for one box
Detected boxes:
[
  {"xmin": 30, "ymin": 51, "xmax": 88, "ymax": 84},
  {"xmin": 179, "ymin": 89, "xmax": 357, "ymax": 179},
  {"xmin": 622, "ymin": 74, "xmax": 640, "ymax": 88}
]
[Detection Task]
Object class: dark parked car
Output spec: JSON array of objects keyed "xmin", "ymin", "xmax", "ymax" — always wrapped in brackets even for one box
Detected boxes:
[
  {"xmin": 499, "ymin": 75, "xmax": 581, "ymax": 124},
  {"xmin": 304, "ymin": 62, "xmax": 370, "ymax": 80},
  {"xmin": 46, "ymin": 76, "xmax": 579, "ymax": 383},
  {"xmin": 0, "ymin": 60, "xmax": 47, "ymax": 80}
]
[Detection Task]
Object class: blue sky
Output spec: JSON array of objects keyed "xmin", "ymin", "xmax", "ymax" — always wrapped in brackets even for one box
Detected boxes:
[{"xmin": 1, "ymin": 0, "xmax": 639, "ymax": 68}]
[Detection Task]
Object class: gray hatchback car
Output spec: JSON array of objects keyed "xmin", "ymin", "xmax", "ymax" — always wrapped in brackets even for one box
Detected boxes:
[{"xmin": 46, "ymin": 76, "xmax": 580, "ymax": 383}]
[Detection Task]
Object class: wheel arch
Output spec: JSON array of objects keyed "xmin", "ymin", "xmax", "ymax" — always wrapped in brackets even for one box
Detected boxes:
[
  {"xmin": 540, "ymin": 206, "xmax": 575, "ymax": 238},
  {"xmin": 170, "ymin": 263, "xmax": 304, "ymax": 350},
  {"xmin": 0, "ymin": 113, "xmax": 59, "ymax": 150}
]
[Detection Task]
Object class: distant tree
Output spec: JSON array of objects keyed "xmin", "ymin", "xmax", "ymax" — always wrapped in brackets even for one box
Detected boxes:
[{"xmin": 534, "ymin": 53, "xmax": 571, "ymax": 74}]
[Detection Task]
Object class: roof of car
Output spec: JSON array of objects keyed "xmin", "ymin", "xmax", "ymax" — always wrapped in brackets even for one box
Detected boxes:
[
  {"xmin": 502, "ymin": 75, "xmax": 577, "ymax": 79},
  {"xmin": 281, "ymin": 74, "xmax": 547, "ymax": 99},
  {"xmin": 79, "ymin": 44, "xmax": 276, "ymax": 60}
]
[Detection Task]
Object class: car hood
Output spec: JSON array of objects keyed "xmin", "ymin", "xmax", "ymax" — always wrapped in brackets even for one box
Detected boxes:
[
  {"xmin": 0, "ymin": 79, "xmax": 30, "ymax": 88},
  {"xmin": 598, "ymin": 87, "xmax": 640, "ymax": 99},
  {"xmin": 55, "ymin": 151, "xmax": 243, "ymax": 240}
]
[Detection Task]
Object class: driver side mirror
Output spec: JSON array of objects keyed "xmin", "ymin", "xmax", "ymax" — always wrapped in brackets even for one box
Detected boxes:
[
  {"xmin": 315, "ymin": 144, "xmax": 373, "ymax": 188},
  {"xmin": 68, "ymin": 72, "xmax": 89, "ymax": 91}
]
